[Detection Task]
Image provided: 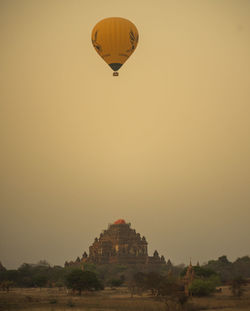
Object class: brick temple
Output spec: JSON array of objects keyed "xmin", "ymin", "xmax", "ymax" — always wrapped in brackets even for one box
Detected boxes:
[{"xmin": 65, "ymin": 219, "xmax": 166, "ymax": 267}]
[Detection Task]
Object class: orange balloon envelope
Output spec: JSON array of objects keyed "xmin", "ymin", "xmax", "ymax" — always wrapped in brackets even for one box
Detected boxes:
[{"xmin": 91, "ymin": 17, "xmax": 139, "ymax": 76}]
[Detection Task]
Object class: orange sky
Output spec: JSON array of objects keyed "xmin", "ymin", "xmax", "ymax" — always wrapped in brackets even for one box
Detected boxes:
[{"xmin": 1, "ymin": 0, "xmax": 250, "ymax": 268}]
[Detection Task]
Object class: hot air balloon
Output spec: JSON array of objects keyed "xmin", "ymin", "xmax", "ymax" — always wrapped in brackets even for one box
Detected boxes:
[{"xmin": 91, "ymin": 17, "xmax": 139, "ymax": 76}]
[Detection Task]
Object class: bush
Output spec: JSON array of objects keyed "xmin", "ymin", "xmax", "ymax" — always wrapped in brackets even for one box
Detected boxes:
[{"xmin": 189, "ymin": 279, "xmax": 216, "ymax": 296}]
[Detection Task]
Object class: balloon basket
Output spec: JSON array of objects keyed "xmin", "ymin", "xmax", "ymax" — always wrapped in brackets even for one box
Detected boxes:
[{"xmin": 113, "ymin": 72, "xmax": 119, "ymax": 76}]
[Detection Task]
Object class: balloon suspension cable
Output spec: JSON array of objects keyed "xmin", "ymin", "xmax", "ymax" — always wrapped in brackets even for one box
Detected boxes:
[{"xmin": 113, "ymin": 72, "xmax": 119, "ymax": 76}]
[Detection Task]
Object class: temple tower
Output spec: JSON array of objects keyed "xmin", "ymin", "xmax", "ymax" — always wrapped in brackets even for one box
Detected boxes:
[
  {"xmin": 66, "ymin": 219, "xmax": 166, "ymax": 267},
  {"xmin": 89, "ymin": 219, "xmax": 148, "ymax": 264}
]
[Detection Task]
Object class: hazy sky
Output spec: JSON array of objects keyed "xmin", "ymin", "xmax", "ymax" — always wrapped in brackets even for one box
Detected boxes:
[{"xmin": 1, "ymin": 0, "xmax": 250, "ymax": 269}]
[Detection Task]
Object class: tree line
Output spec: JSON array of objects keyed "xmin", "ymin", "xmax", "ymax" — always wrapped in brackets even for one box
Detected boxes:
[{"xmin": 0, "ymin": 255, "xmax": 249, "ymax": 298}]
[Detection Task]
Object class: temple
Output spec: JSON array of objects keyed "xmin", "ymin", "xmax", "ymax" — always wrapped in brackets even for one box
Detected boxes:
[
  {"xmin": 65, "ymin": 219, "xmax": 166, "ymax": 267},
  {"xmin": 183, "ymin": 261, "xmax": 195, "ymax": 296}
]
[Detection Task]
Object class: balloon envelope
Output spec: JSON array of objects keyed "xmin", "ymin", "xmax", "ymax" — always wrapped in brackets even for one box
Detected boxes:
[{"xmin": 91, "ymin": 17, "xmax": 139, "ymax": 73}]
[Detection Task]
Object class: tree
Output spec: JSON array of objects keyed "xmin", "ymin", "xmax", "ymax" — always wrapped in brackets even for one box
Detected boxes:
[
  {"xmin": 181, "ymin": 265, "xmax": 217, "ymax": 278},
  {"xmin": 218, "ymin": 255, "xmax": 230, "ymax": 264},
  {"xmin": 33, "ymin": 274, "xmax": 48, "ymax": 289},
  {"xmin": 189, "ymin": 279, "xmax": 216, "ymax": 296},
  {"xmin": 108, "ymin": 275, "xmax": 125, "ymax": 288},
  {"xmin": 205, "ymin": 255, "xmax": 233, "ymax": 282},
  {"xmin": 233, "ymin": 256, "xmax": 250, "ymax": 279},
  {"xmin": 146, "ymin": 272, "xmax": 163, "ymax": 296},
  {"xmin": 230, "ymin": 276, "xmax": 247, "ymax": 298},
  {"xmin": 65, "ymin": 269, "xmax": 103, "ymax": 295},
  {"xmin": 128, "ymin": 272, "xmax": 147, "ymax": 297},
  {"xmin": 156, "ymin": 276, "xmax": 188, "ymax": 311}
]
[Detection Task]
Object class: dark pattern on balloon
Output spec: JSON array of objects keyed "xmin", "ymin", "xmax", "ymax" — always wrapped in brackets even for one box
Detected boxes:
[
  {"xmin": 92, "ymin": 31, "xmax": 102, "ymax": 52},
  {"xmin": 102, "ymin": 54, "xmax": 111, "ymax": 58},
  {"xmin": 127, "ymin": 30, "xmax": 138, "ymax": 53},
  {"xmin": 119, "ymin": 53, "xmax": 129, "ymax": 57}
]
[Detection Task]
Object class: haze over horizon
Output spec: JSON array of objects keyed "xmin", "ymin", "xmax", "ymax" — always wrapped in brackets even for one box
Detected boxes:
[{"xmin": 1, "ymin": 0, "xmax": 250, "ymax": 269}]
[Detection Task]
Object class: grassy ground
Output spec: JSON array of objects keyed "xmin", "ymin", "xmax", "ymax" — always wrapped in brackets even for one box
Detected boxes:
[{"xmin": 0, "ymin": 285, "xmax": 250, "ymax": 311}]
